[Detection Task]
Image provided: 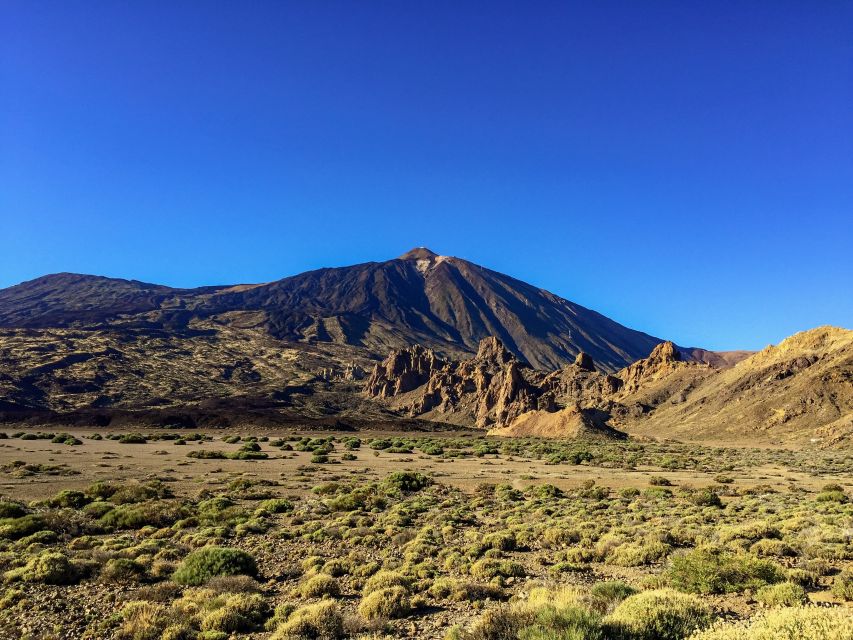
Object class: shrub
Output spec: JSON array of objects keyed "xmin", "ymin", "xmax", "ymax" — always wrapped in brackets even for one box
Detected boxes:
[
  {"xmin": 428, "ymin": 577, "xmax": 504, "ymax": 602},
  {"xmin": 101, "ymin": 558, "xmax": 146, "ymax": 583},
  {"xmin": 831, "ymin": 569, "xmax": 853, "ymax": 601},
  {"xmin": 48, "ymin": 489, "xmax": 90, "ymax": 509},
  {"xmin": 119, "ymin": 433, "xmax": 148, "ymax": 444},
  {"xmin": 755, "ymin": 582, "xmax": 807, "ymax": 607},
  {"xmin": 605, "ymin": 588, "xmax": 711, "ymax": 640},
  {"xmin": 201, "ymin": 593, "xmax": 270, "ymax": 633},
  {"xmin": 258, "ymin": 498, "xmax": 294, "ymax": 514},
  {"xmin": 0, "ymin": 515, "xmax": 44, "ymax": 540},
  {"xmin": 362, "ymin": 570, "xmax": 410, "ymax": 595},
  {"xmin": 358, "ymin": 585, "xmax": 411, "ymax": 620},
  {"xmin": 299, "ymin": 573, "xmax": 340, "ymax": 598},
  {"xmin": 4, "ymin": 552, "xmax": 78, "ymax": 585},
  {"xmin": 455, "ymin": 587, "xmax": 603, "ymax": 640},
  {"xmin": 470, "ymin": 558, "xmax": 525, "ymax": 580},
  {"xmin": 584, "ymin": 581, "xmax": 638, "ymax": 614},
  {"xmin": 269, "ymin": 601, "xmax": 344, "ymax": 640},
  {"xmin": 0, "ymin": 502, "xmax": 26, "ymax": 519},
  {"xmin": 172, "ymin": 547, "xmax": 258, "ymax": 586},
  {"xmin": 666, "ymin": 547, "xmax": 785, "ymax": 594},
  {"xmin": 382, "ymin": 471, "xmax": 431, "ymax": 494},
  {"xmin": 116, "ymin": 601, "xmax": 184, "ymax": 640},
  {"xmin": 100, "ymin": 502, "xmax": 186, "ymax": 529},
  {"xmin": 690, "ymin": 606, "xmax": 853, "ymax": 640},
  {"xmin": 691, "ymin": 488, "xmax": 723, "ymax": 508}
]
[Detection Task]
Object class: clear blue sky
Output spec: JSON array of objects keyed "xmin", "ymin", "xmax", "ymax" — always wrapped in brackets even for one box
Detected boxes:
[{"xmin": 1, "ymin": 2, "xmax": 851, "ymax": 351}]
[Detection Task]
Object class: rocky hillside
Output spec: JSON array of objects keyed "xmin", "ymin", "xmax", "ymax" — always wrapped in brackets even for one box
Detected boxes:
[
  {"xmin": 630, "ymin": 326, "xmax": 853, "ymax": 445},
  {"xmin": 365, "ymin": 327, "xmax": 853, "ymax": 445},
  {"xmin": 0, "ymin": 248, "xmax": 676, "ymax": 372}
]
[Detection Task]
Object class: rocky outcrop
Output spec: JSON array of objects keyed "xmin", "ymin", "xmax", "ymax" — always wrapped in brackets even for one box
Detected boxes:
[
  {"xmin": 364, "ymin": 337, "xmax": 541, "ymax": 427},
  {"xmin": 616, "ymin": 341, "xmax": 686, "ymax": 392},
  {"xmin": 364, "ymin": 335, "xmax": 735, "ymax": 438},
  {"xmin": 365, "ymin": 336, "xmax": 671, "ymax": 433}
]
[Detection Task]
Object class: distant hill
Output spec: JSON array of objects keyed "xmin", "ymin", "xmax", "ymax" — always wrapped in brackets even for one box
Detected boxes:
[{"xmin": 0, "ymin": 248, "xmax": 681, "ymax": 372}]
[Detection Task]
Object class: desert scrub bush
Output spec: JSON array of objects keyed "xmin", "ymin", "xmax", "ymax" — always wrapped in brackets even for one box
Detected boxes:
[
  {"xmin": 583, "ymin": 580, "xmax": 638, "ymax": 614},
  {"xmin": 362, "ymin": 570, "xmax": 411, "ymax": 595},
  {"xmin": 299, "ymin": 573, "xmax": 340, "ymax": 598},
  {"xmin": 172, "ymin": 547, "xmax": 257, "ymax": 585},
  {"xmin": 816, "ymin": 484, "xmax": 849, "ymax": 503},
  {"xmin": 110, "ymin": 480, "xmax": 173, "ymax": 505},
  {"xmin": 99, "ymin": 501, "xmax": 188, "ymax": 529},
  {"xmin": 452, "ymin": 586, "xmax": 603, "ymax": 640},
  {"xmin": 607, "ymin": 539, "xmax": 671, "ymax": 566},
  {"xmin": 755, "ymin": 582, "xmax": 807, "ymax": 606},
  {"xmin": 605, "ymin": 588, "xmax": 711, "ymax": 640},
  {"xmin": 256, "ymin": 498, "xmax": 294, "ymax": 514},
  {"xmin": 0, "ymin": 514, "xmax": 45, "ymax": 540},
  {"xmin": 101, "ymin": 558, "xmax": 147, "ymax": 583},
  {"xmin": 831, "ymin": 568, "xmax": 853, "ymax": 601},
  {"xmin": 666, "ymin": 547, "xmax": 785, "ymax": 594},
  {"xmin": 470, "ymin": 558, "xmax": 525, "ymax": 580},
  {"xmin": 47, "ymin": 489, "xmax": 91, "ymax": 509},
  {"xmin": 269, "ymin": 601, "xmax": 345, "ymax": 640},
  {"xmin": 114, "ymin": 601, "xmax": 189, "ymax": 640},
  {"xmin": 119, "ymin": 433, "xmax": 148, "ymax": 444},
  {"xmin": 690, "ymin": 487, "xmax": 723, "ymax": 507},
  {"xmin": 428, "ymin": 577, "xmax": 504, "ymax": 602},
  {"xmin": 201, "ymin": 592, "xmax": 270, "ymax": 633},
  {"xmin": 382, "ymin": 471, "xmax": 431, "ymax": 495},
  {"xmin": 4, "ymin": 551, "xmax": 78, "ymax": 584},
  {"xmin": 689, "ymin": 606, "xmax": 853, "ymax": 640},
  {"xmin": 358, "ymin": 585, "xmax": 411, "ymax": 620},
  {"xmin": 0, "ymin": 502, "xmax": 27, "ymax": 519}
]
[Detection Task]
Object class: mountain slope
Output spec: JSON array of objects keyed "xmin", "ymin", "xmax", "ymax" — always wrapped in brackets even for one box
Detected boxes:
[
  {"xmin": 363, "ymin": 327, "xmax": 853, "ymax": 445},
  {"xmin": 0, "ymin": 248, "xmax": 668, "ymax": 371},
  {"xmin": 629, "ymin": 326, "xmax": 853, "ymax": 444}
]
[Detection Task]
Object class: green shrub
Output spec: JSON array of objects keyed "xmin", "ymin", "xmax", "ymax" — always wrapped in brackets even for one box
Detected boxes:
[
  {"xmin": 755, "ymin": 582, "xmax": 807, "ymax": 607},
  {"xmin": 257, "ymin": 498, "xmax": 294, "ymax": 514},
  {"xmin": 0, "ymin": 502, "xmax": 26, "ymax": 519},
  {"xmin": 99, "ymin": 502, "xmax": 186, "ymax": 529},
  {"xmin": 585, "ymin": 581, "xmax": 638, "ymax": 614},
  {"xmin": 605, "ymin": 588, "xmax": 711, "ymax": 640},
  {"xmin": 690, "ymin": 606, "xmax": 853, "ymax": 640},
  {"xmin": 48, "ymin": 489, "xmax": 90, "ymax": 509},
  {"xmin": 119, "ymin": 433, "xmax": 148, "ymax": 444},
  {"xmin": 470, "ymin": 558, "xmax": 525, "ymax": 580},
  {"xmin": 428, "ymin": 578, "xmax": 504, "ymax": 602},
  {"xmin": 666, "ymin": 547, "xmax": 785, "ymax": 594},
  {"xmin": 172, "ymin": 547, "xmax": 258, "ymax": 586},
  {"xmin": 455, "ymin": 587, "xmax": 603, "ymax": 640},
  {"xmin": 269, "ymin": 601, "xmax": 344, "ymax": 640},
  {"xmin": 832, "ymin": 569, "xmax": 853, "ymax": 601},
  {"xmin": 362, "ymin": 570, "xmax": 411, "ymax": 595},
  {"xmin": 299, "ymin": 573, "xmax": 340, "ymax": 598},
  {"xmin": 0, "ymin": 515, "xmax": 45, "ymax": 540},
  {"xmin": 382, "ymin": 471, "xmax": 431, "ymax": 494},
  {"xmin": 201, "ymin": 593, "xmax": 270, "ymax": 633},
  {"xmin": 4, "ymin": 552, "xmax": 78, "ymax": 585},
  {"xmin": 358, "ymin": 586, "xmax": 411, "ymax": 620},
  {"xmin": 101, "ymin": 558, "xmax": 146, "ymax": 583}
]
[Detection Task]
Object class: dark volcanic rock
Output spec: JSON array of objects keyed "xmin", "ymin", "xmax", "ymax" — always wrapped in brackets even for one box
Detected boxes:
[{"xmin": 0, "ymin": 249, "xmax": 669, "ymax": 372}]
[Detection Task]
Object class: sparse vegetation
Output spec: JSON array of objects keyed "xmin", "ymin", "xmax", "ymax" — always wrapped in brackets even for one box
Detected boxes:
[{"xmin": 0, "ymin": 431, "xmax": 849, "ymax": 639}]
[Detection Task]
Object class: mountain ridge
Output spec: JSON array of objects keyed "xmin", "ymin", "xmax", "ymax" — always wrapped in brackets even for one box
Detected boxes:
[{"xmin": 0, "ymin": 248, "xmax": 695, "ymax": 372}]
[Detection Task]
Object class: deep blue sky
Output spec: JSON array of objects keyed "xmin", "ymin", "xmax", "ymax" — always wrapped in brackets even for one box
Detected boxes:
[{"xmin": 2, "ymin": 2, "xmax": 851, "ymax": 350}]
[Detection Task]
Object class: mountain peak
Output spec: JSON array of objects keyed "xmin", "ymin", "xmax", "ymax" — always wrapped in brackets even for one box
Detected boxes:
[{"xmin": 398, "ymin": 247, "xmax": 439, "ymax": 260}]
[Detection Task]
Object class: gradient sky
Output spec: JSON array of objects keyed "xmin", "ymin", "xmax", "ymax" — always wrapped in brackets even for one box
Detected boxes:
[{"xmin": 1, "ymin": 2, "xmax": 851, "ymax": 351}]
